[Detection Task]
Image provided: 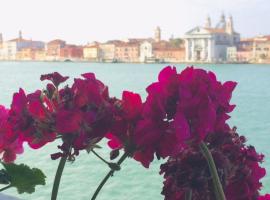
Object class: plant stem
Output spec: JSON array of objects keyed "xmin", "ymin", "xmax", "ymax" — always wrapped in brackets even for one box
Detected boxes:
[
  {"xmin": 0, "ymin": 185, "xmax": 11, "ymax": 192},
  {"xmin": 91, "ymin": 150, "xmax": 109, "ymax": 165},
  {"xmin": 90, "ymin": 152, "xmax": 129, "ymax": 200},
  {"xmin": 51, "ymin": 155, "xmax": 68, "ymax": 200},
  {"xmin": 199, "ymin": 141, "xmax": 226, "ymax": 200},
  {"xmin": 185, "ymin": 189, "xmax": 192, "ymax": 200}
]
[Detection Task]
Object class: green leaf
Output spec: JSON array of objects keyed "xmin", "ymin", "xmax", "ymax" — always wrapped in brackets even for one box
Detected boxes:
[
  {"xmin": 0, "ymin": 169, "xmax": 11, "ymax": 184},
  {"xmin": 2, "ymin": 163, "xmax": 46, "ymax": 194}
]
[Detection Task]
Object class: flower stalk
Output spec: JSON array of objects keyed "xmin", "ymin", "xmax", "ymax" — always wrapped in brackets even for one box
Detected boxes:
[
  {"xmin": 91, "ymin": 150, "xmax": 110, "ymax": 165},
  {"xmin": 51, "ymin": 155, "xmax": 68, "ymax": 200},
  {"xmin": 185, "ymin": 189, "xmax": 192, "ymax": 200},
  {"xmin": 90, "ymin": 152, "xmax": 129, "ymax": 200},
  {"xmin": 0, "ymin": 185, "xmax": 11, "ymax": 192},
  {"xmin": 200, "ymin": 141, "xmax": 226, "ymax": 200}
]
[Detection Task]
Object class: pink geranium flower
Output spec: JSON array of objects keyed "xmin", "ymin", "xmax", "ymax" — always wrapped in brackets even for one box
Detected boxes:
[
  {"xmin": 0, "ymin": 105, "xmax": 24, "ymax": 163},
  {"xmin": 49, "ymin": 72, "xmax": 114, "ymax": 159},
  {"xmin": 160, "ymin": 129, "xmax": 266, "ymax": 200},
  {"xmin": 40, "ymin": 72, "xmax": 69, "ymax": 87},
  {"xmin": 132, "ymin": 66, "xmax": 237, "ymax": 167},
  {"xmin": 8, "ymin": 88, "xmax": 56, "ymax": 149}
]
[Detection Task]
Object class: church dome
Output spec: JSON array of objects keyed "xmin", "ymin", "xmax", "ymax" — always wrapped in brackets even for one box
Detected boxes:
[{"xmin": 215, "ymin": 13, "xmax": 226, "ymax": 29}]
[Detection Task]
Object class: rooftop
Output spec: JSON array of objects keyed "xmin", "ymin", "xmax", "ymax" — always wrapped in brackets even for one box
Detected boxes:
[{"xmin": 48, "ymin": 39, "xmax": 66, "ymax": 45}]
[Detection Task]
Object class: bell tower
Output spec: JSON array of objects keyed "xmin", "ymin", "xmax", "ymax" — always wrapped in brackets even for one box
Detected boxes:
[
  {"xmin": 204, "ymin": 15, "xmax": 211, "ymax": 28},
  {"xmin": 154, "ymin": 26, "xmax": 161, "ymax": 42},
  {"xmin": 226, "ymin": 15, "xmax": 234, "ymax": 34},
  {"xmin": 19, "ymin": 30, "xmax": 22, "ymax": 40},
  {"xmin": 0, "ymin": 33, "xmax": 3, "ymax": 44}
]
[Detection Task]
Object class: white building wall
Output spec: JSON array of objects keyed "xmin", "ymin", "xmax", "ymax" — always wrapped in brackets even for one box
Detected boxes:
[
  {"xmin": 99, "ymin": 44, "xmax": 115, "ymax": 61},
  {"xmin": 139, "ymin": 41, "xmax": 153, "ymax": 62},
  {"xmin": 184, "ymin": 25, "xmax": 240, "ymax": 63},
  {"xmin": 0, "ymin": 41, "xmax": 17, "ymax": 60}
]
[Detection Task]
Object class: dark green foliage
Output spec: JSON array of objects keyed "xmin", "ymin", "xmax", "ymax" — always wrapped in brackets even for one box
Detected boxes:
[{"xmin": 1, "ymin": 163, "xmax": 46, "ymax": 194}]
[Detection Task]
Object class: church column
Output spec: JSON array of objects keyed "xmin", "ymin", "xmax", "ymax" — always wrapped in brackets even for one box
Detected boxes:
[
  {"xmin": 202, "ymin": 39, "xmax": 206, "ymax": 61},
  {"xmin": 208, "ymin": 38, "xmax": 212, "ymax": 62},
  {"xmin": 185, "ymin": 39, "xmax": 189, "ymax": 62},
  {"xmin": 191, "ymin": 39, "xmax": 195, "ymax": 61}
]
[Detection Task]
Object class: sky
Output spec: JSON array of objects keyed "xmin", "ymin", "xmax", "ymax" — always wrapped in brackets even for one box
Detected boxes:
[{"xmin": 0, "ymin": 0, "xmax": 269, "ymax": 44}]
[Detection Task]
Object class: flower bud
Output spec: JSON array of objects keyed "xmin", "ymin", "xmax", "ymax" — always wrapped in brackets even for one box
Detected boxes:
[{"xmin": 110, "ymin": 149, "xmax": 120, "ymax": 160}]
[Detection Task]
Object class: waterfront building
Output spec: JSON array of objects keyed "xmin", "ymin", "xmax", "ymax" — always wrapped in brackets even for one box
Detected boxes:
[
  {"xmin": 238, "ymin": 38, "xmax": 254, "ymax": 51},
  {"xmin": 15, "ymin": 48, "xmax": 47, "ymax": 61},
  {"xmin": 35, "ymin": 49, "xmax": 46, "ymax": 61},
  {"xmin": 236, "ymin": 50, "xmax": 253, "ymax": 63},
  {"xmin": 184, "ymin": 14, "xmax": 240, "ymax": 62},
  {"xmin": 83, "ymin": 43, "xmax": 99, "ymax": 61},
  {"xmin": 59, "ymin": 45, "xmax": 83, "ymax": 61},
  {"xmin": 99, "ymin": 42, "xmax": 118, "ymax": 62},
  {"xmin": 138, "ymin": 27, "xmax": 162, "ymax": 62},
  {"xmin": 226, "ymin": 46, "xmax": 237, "ymax": 62},
  {"xmin": 153, "ymin": 41, "xmax": 185, "ymax": 63},
  {"xmin": 153, "ymin": 46, "xmax": 185, "ymax": 63},
  {"xmin": 227, "ymin": 38, "xmax": 254, "ymax": 63},
  {"xmin": 16, "ymin": 48, "xmax": 36, "ymax": 60},
  {"xmin": 252, "ymin": 35, "xmax": 270, "ymax": 63},
  {"xmin": 0, "ymin": 31, "xmax": 45, "ymax": 60},
  {"xmin": 115, "ymin": 41, "xmax": 140, "ymax": 62},
  {"xmin": 140, "ymin": 41, "xmax": 154, "ymax": 62},
  {"xmin": 46, "ymin": 39, "xmax": 66, "ymax": 61},
  {"xmin": 124, "ymin": 39, "xmax": 154, "ymax": 63}
]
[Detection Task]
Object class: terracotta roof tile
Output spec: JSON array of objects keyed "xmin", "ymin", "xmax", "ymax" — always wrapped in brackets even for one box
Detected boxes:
[
  {"xmin": 205, "ymin": 28, "xmax": 225, "ymax": 33},
  {"xmin": 8, "ymin": 38, "xmax": 30, "ymax": 42},
  {"xmin": 48, "ymin": 39, "xmax": 66, "ymax": 44}
]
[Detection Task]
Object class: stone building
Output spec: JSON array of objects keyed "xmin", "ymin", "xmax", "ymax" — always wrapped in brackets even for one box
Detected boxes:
[
  {"xmin": 59, "ymin": 45, "xmax": 83, "ymax": 61},
  {"xmin": 140, "ymin": 41, "xmax": 154, "ymax": 62},
  {"xmin": 0, "ymin": 31, "xmax": 44, "ymax": 60},
  {"xmin": 184, "ymin": 14, "xmax": 240, "ymax": 62},
  {"xmin": 16, "ymin": 48, "xmax": 36, "ymax": 60},
  {"xmin": 46, "ymin": 39, "xmax": 66, "ymax": 60},
  {"xmin": 99, "ymin": 41, "xmax": 120, "ymax": 62},
  {"xmin": 83, "ymin": 43, "xmax": 99, "ymax": 61},
  {"xmin": 115, "ymin": 41, "xmax": 140, "ymax": 63},
  {"xmin": 252, "ymin": 35, "xmax": 270, "ymax": 63},
  {"xmin": 227, "ymin": 38, "xmax": 254, "ymax": 63},
  {"xmin": 153, "ymin": 41, "xmax": 185, "ymax": 63}
]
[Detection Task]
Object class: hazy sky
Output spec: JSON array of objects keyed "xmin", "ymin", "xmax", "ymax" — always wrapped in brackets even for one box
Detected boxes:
[{"xmin": 0, "ymin": 0, "xmax": 269, "ymax": 44}]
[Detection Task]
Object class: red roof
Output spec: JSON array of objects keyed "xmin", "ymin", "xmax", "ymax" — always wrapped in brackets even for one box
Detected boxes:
[
  {"xmin": 84, "ymin": 45, "xmax": 99, "ymax": 48},
  {"xmin": 115, "ymin": 42, "xmax": 139, "ymax": 47},
  {"xmin": 48, "ymin": 39, "xmax": 66, "ymax": 45},
  {"xmin": 240, "ymin": 38, "xmax": 254, "ymax": 42},
  {"xmin": 8, "ymin": 38, "xmax": 30, "ymax": 42}
]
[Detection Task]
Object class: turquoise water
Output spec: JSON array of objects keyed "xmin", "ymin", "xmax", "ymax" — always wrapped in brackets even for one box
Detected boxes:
[{"xmin": 0, "ymin": 62, "xmax": 269, "ymax": 199}]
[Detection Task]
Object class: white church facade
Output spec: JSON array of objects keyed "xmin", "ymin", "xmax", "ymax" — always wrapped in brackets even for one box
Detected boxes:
[{"xmin": 184, "ymin": 14, "xmax": 240, "ymax": 63}]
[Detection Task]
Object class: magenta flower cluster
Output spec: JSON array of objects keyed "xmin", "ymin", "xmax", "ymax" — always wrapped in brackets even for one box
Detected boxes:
[{"xmin": 0, "ymin": 66, "xmax": 268, "ymax": 200}]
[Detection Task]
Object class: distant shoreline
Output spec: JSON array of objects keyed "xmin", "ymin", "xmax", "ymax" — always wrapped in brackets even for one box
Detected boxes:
[{"xmin": 0, "ymin": 60, "xmax": 269, "ymax": 65}]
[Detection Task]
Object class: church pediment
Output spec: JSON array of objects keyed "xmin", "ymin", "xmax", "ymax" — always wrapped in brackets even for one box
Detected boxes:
[{"xmin": 185, "ymin": 26, "xmax": 212, "ymax": 35}]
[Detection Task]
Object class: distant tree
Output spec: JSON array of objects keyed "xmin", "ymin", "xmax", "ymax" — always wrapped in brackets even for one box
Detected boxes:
[{"xmin": 169, "ymin": 38, "xmax": 184, "ymax": 48}]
